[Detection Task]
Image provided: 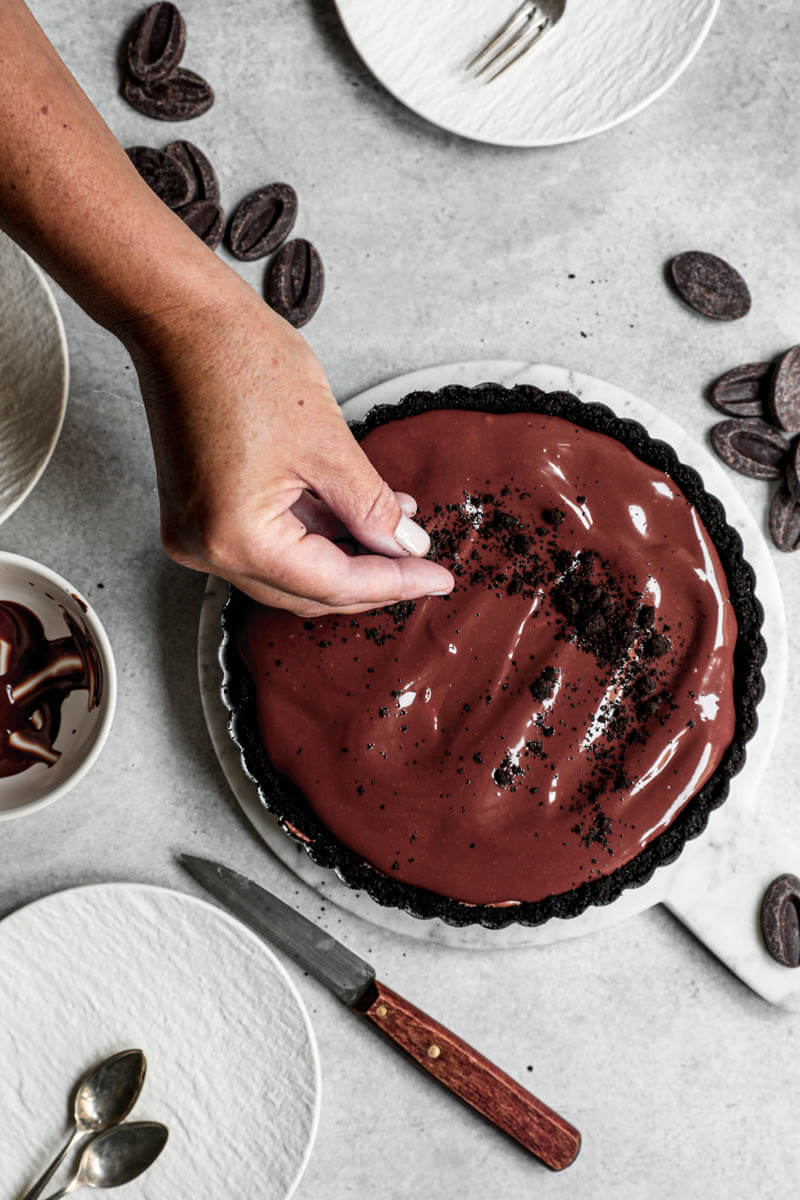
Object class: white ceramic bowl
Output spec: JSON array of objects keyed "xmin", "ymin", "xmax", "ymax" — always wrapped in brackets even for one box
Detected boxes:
[
  {"xmin": 0, "ymin": 232, "xmax": 68, "ymax": 525},
  {"xmin": 0, "ymin": 553, "xmax": 117, "ymax": 820}
]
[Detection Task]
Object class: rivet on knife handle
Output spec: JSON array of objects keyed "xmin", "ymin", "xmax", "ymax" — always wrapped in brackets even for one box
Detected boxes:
[{"xmin": 356, "ymin": 980, "xmax": 580, "ymax": 1170}]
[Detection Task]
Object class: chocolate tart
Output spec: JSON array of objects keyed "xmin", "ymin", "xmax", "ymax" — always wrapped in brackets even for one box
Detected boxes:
[{"xmin": 220, "ymin": 384, "xmax": 766, "ymax": 928}]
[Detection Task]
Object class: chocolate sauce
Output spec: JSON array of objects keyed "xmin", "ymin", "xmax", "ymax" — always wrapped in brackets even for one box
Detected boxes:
[
  {"xmin": 237, "ymin": 410, "xmax": 737, "ymax": 906},
  {"xmin": 0, "ymin": 601, "xmax": 102, "ymax": 776}
]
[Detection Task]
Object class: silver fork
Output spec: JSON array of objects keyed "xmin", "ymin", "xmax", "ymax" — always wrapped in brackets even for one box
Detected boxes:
[{"xmin": 466, "ymin": 0, "xmax": 566, "ymax": 84}]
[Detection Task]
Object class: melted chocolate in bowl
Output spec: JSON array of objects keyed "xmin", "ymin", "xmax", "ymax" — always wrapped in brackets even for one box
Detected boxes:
[
  {"xmin": 0, "ymin": 601, "xmax": 103, "ymax": 776},
  {"xmin": 235, "ymin": 407, "xmax": 740, "ymax": 908}
]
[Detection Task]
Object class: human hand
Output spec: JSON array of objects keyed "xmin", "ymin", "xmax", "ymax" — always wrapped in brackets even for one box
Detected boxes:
[
  {"xmin": 123, "ymin": 271, "xmax": 455, "ymax": 616},
  {"xmin": 0, "ymin": 3, "xmax": 453, "ymax": 617}
]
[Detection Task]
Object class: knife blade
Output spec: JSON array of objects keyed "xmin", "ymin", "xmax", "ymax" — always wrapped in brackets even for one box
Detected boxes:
[
  {"xmin": 181, "ymin": 854, "xmax": 581, "ymax": 1171},
  {"xmin": 182, "ymin": 853, "xmax": 375, "ymax": 1005}
]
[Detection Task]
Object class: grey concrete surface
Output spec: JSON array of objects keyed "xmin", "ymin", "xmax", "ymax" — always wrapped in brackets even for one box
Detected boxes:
[{"xmin": 3, "ymin": 2, "xmax": 800, "ymax": 1197}]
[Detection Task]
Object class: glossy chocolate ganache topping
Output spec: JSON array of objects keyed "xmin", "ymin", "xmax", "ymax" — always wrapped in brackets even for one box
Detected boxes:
[
  {"xmin": 236, "ymin": 405, "xmax": 739, "ymax": 907},
  {"xmin": 0, "ymin": 601, "xmax": 102, "ymax": 776}
]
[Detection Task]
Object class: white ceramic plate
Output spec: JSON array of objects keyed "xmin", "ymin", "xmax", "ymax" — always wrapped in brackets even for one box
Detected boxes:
[
  {"xmin": 335, "ymin": 0, "xmax": 720, "ymax": 146},
  {"xmin": 0, "ymin": 884, "xmax": 320, "ymax": 1200},
  {"xmin": 0, "ymin": 231, "xmax": 68, "ymax": 524},
  {"xmin": 197, "ymin": 361, "xmax": 788, "ymax": 995}
]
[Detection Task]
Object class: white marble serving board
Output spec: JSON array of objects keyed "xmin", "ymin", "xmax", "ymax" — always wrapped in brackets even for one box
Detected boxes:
[
  {"xmin": 0, "ymin": 230, "xmax": 68, "ymax": 525},
  {"xmin": 0, "ymin": 884, "xmax": 320, "ymax": 1200},
  {"xmin": 335, "ymin": 0, "xmax": 720, "ymax": 146},
  {"xmin": 198, "ymin": 361, "xmax": 800, "ymax": 1005}
]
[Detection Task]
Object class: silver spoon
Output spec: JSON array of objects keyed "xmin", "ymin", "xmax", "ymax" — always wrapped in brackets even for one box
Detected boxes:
[
  {"xmin": 39, "ymin": 1122, "xmax": 168, "ymax": 1199},
  {"xmin": 20, "ymin": 1050, "xmax": 147, "ymax": 1200}
]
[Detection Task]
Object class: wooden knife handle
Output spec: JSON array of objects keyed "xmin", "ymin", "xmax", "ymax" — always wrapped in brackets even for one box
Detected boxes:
[{"xmin": 356, "ymin": 979, "xmax": 580, "ymax": 1170}]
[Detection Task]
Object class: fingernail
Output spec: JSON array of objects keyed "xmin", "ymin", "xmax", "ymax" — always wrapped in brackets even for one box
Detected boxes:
[
  {"xmin": 397, "ymin": 493, "xmax": 418, "ymax": 517},
  {"xmin": 428, "ymin": 589, "xmax": 452, "ymax": 597},
  {"xmin": 394, "ymin": 514, "xmax": 430, "ymax": 556}
]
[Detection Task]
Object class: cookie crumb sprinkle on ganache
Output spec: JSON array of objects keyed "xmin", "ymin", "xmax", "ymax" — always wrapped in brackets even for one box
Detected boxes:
[{"xmin": 224, "ymin": 383, "xmax": 765, "ymax": 929}]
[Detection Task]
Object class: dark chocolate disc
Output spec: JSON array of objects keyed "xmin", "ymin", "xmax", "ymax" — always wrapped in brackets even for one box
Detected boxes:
[
  {"xmin": 228, "ymin": 184, "xmax": 298, "ymax": 262},
  {"xmin": 709, "ymin": 363, "xmax": 771, "ymax": 419},
  {"xmin": 761, "ymin": 874, "xmax": 800, "ymax": 965},
  {"xmin": 124, "ymin": 68, "xmax": 214, "ymax": 121},
  {"xmin": 786, "ymin": 437, "xmax": 800, "ymax": 503},
  {"xmin": 769, "ymin": 485, "xmax": 800, "ymax": 552},
  {"xmin": 710, "ymin": 419, "xmax": 788, "ymax": 480},
  {"xmin": 126, "ymin": 145, "xmax": 192, "ymax": 208},
  {"xmin": 177, "ymin": 200, "xmax": 224, "ymax": 249},
  {"xmin": 164, "ymin": 141, "xmax": 219, "ymax": 205},
  {"xmin": 266, "ymin": 238, "xmax": 324, "ymax": 328},
  {"xmin": 670, "ymin": 251, "xmax": 751, "ymax": 321},
  {"xmin": 767, "ymin": 344, "xmax": 800, "ymax": 432},
  {"xmin": 126, "ymin": 2, "xmax": 186, "ymax": 85}
]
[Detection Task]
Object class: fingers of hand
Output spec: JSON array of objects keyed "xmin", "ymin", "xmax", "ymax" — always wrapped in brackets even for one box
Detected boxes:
[
  {"xmin": 290, "ymin": 492, "xmax": 350, "ymax": 543},
  {"xmin": 241, "ymin": 528, "xmax": 454, "ymax": 612},
  {"xmin": 166, "ymin": 487, "xmax": 453, "ymax": 614},
  {"xmin": 395, "ymin": 492, "xmax": 417, "ymax": 517},
  {"xmin": 291, "ymin": 489, "xmax": 418, "ymax": 543},
  {"xmin": 303, "ymin": 424, "xmax": 431, "ymax": 559},
  {"xmin": 225, "ymin": 571, "xmax": 405, "ymax": 617}
]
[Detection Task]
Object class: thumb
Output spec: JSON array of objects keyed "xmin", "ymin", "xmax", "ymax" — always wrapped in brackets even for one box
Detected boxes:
[{"xmin": 304, "ymin": 420, "xmax": 445, "ymax": 567}]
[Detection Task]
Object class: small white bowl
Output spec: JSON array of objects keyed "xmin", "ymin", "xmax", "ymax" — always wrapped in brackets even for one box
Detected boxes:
[
  {"xmin": 0, "ymin": 553, "xmax": 117, "ymax": 820},
  {"xmin": 0, "ymin": 232, "xmax": 68, "ymax": 526}
]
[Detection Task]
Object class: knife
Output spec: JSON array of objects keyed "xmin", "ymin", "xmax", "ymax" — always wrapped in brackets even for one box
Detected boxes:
[{"xmin": 181, "ymin": 854, "xmax": 580, "ymax": 1170}]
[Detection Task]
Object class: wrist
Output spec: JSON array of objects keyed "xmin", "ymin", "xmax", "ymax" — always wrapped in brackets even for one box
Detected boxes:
[
  {"xmin": 98, "ymin": 210, "xmax": 225, "ymax": 338},
  {"xmin": 106, "ymin": 228, "xmax": 252, "ymax": 358}
]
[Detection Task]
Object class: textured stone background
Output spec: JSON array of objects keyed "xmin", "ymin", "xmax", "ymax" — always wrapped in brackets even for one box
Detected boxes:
[{"xmin": 3, "ymin": 2, "xmax": 800, "ymax": 1196}]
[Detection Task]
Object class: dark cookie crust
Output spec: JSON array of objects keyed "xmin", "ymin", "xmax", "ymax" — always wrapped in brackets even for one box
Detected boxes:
[{"xmin": 220, "ymin": 383, "xmax": 766, "ymax": 929}]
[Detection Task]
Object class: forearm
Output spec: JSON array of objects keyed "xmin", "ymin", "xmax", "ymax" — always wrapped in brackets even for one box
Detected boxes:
[{"xmin": 0, "ymin": 0, "xmax": 227, "ymax": 336}]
